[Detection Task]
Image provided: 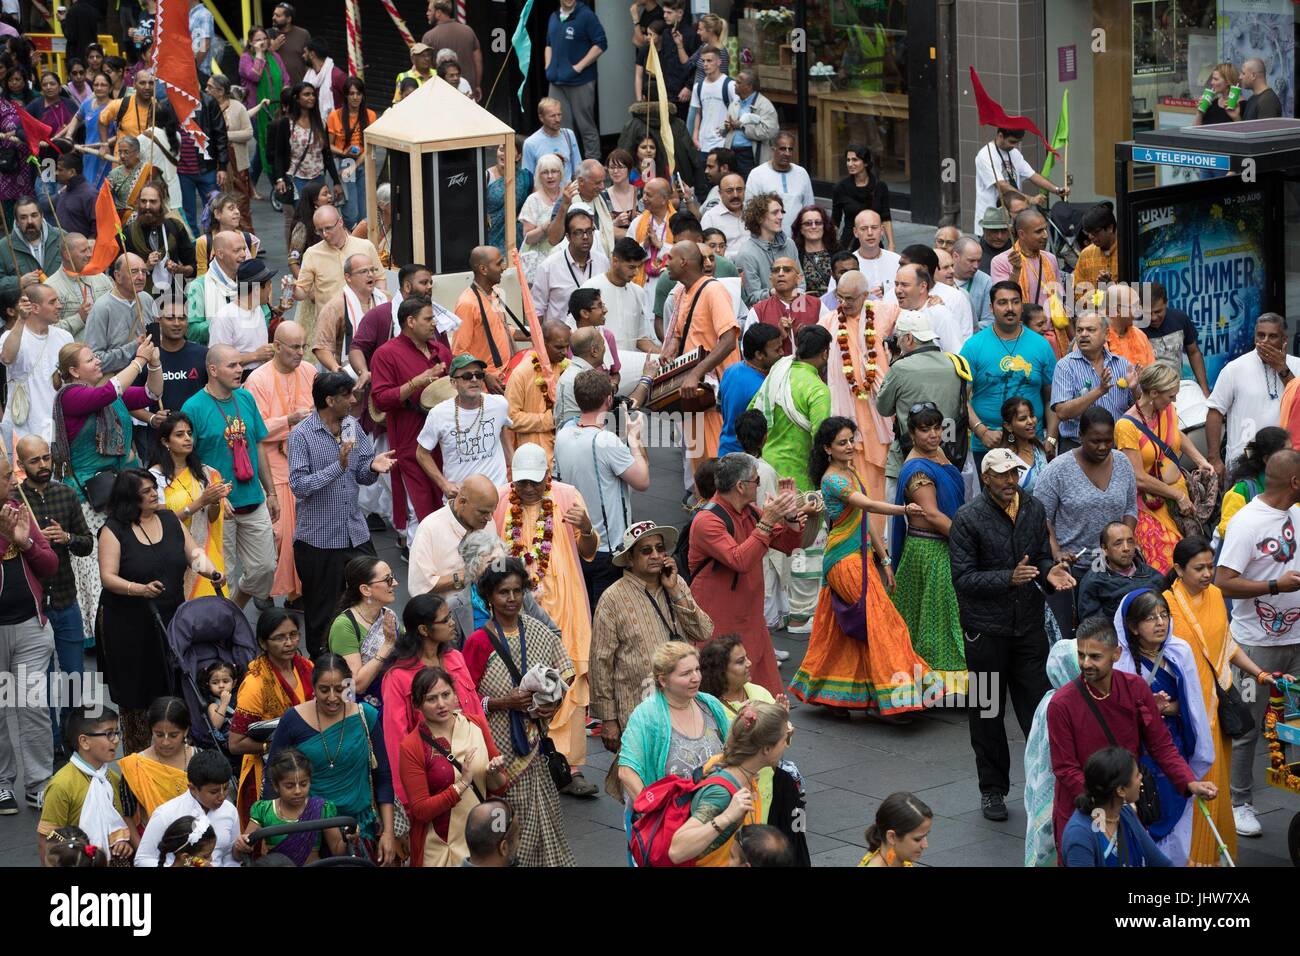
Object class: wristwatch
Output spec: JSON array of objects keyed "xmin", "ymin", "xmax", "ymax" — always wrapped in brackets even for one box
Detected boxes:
[
  {"xmin": 1269, "ymin": 578, "xmax": 1280, "ymax": 596},
  {"xmin": 1045, "ymin": 437, "xmax": 1058, "ymax": 449}
]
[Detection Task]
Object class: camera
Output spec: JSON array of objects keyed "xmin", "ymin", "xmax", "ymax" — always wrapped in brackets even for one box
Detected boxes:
[{"xmin": 883, "ymin": 334, "xmax": 901, "ymax": 361}]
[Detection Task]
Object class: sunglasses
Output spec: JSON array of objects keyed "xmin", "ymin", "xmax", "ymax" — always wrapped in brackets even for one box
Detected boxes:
[
  {"xmin": 369, "ymin": 574, "xmax": 398, "ymax": 586},
  {"xmin": 456, "ymin": 371, "xmax": 487, "ymax": 381},
  {"xmin": 909, "ymin": 402, "xmax": 940, "ymax": 415}
]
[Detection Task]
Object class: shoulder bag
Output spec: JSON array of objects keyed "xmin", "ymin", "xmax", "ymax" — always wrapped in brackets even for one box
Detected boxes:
[
  {"xmin": 1168, "ymin": 586, "xmax": 1255, "ymax": 739},
  {"xmin": 485, "ymin": 622, "xmax": 573, "ymax": 792},
  {"xmin": 1074, "ymin": 676, "xmax": 1162, "ymax": 826}
]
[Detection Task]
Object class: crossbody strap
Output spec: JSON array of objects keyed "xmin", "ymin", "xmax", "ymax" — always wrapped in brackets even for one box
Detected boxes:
[
  {"xmin": 677, "ymin": 278, "xmax": 717, "ymax": 348},
  {"xmin": 470, "ymin": 285, "xmax": 504, "ymax": 369},
  {"xmin": 1121, "ymin": 414, "xmax": 1179, "ymax": 466},
  {"xmin": 419, "ymin": 726, "xmax": 486, "ymax": 804},
  {"xmin": 1076, "ymin": 676, "xmax": 1119, "ymax": 747},
  {"xmin": 1138, "ymin": 646, "xmax": 1167, "ymax": 687}
]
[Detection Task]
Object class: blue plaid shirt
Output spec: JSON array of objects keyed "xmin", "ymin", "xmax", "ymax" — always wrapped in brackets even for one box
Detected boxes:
[
  {"xmin": 1049, "ymin": 347, "xmax": 1134, "ymax": 440},
  {"xmin": 287, "ymin": 412, "xmax": 379, "ymax": 550}
]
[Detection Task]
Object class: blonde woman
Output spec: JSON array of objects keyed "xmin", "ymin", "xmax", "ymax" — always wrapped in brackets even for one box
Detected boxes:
[
  {"xmin": 519, "ymin": 152, "xmax": 565, "ymax": 257},
  {"xmin": 1196, "ymin": 63, "xmax": 1240, "ymax": 126}
]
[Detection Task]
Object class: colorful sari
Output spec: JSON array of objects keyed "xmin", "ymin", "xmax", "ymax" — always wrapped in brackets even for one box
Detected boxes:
[
  {"xmin": 1023, "ymin": 639, "xmax": 1080, "ymax": 866},
  {"xmin": 1115, "ymin": 404, "xmax": 1185, "ymax": 573},
  {"xmin": 152, "ymin": 465, "xmax": 225, "ymax": 599},
  {"xmin": 1113, "ymin": 590, "xmax": 1215, "ymax": 866},
  {"xmin": 107, "ymin": 158, "xmax": 155, "ymax": 223},
  {"xmin": 248, "ymin": 795, "xmax": 336, "ymax": 865},
  {"xmin": 254, "ymin": 54, "xmax": 284, "ymax": 181},
  {"xmin": 1166, "ymin": 580, "xmax": 1237, "ymax": 866},
  {"xmin": 891, "ymin": 457, "xmax": 967, "ymax": 694},
  {"xmin": 789, "ymin": 468, "xmax": 926, "ymax": 715},
  {"xmin": 118, "ymin": 752, "xmax": 189, "ymax": 829},
  {"xmin": 78, "ymin": 97, "xmax": 112, "ymax": 189},
  {"xmin": 230, "ymin": 654, "xmax": 314, "ymax": 826}
]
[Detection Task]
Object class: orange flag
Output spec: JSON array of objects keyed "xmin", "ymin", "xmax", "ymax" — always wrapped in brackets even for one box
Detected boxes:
[
  {"xmin": 511, "ymin": 247, "xmax": 552, "ymax": 398},
  {"xmin": 152, "ymin": 0, "xmax": 207, "ymax": 150},
  {"xmin": 67, "ymin": 178, "xmax": 122, "ymax": 277}
]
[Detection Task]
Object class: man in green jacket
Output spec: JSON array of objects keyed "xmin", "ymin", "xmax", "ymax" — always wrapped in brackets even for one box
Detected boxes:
[
  {"xmin": 750, "ymin": 323, "xmax": 832, "ymax": 492},
  {"xmin": 0, "ymin": 198, "xmax": 64, "ymax": 295}
]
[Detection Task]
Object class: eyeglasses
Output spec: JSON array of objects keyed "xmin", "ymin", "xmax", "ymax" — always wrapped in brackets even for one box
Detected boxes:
[
  {"xmin": 456, "ymin": 371, "xmax": 487, "ymax": 381},
  {"xmin": 432, "ymin": 616, "xmax": 453, "ymax": 626},
  {"xmin": 267, "ymin": 629, "xmax": 300, "ymax": 642},
  {"xmin": 370, "ymin": 573, "xmax": 398, "ymax": 586},
  {"xmin": 82, "ymin": 729, "xmax": 122, "ymax": 740},
  {"xmin": 1141, "ymin": 611, "xmax": 1171, "ymax": 625},
  {"xmin": 569, "ymin": 228, "xmax": 595, "ymax": 238}
]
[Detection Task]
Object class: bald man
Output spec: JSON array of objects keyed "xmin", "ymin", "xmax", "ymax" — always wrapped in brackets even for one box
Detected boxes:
[
  {"xmin": 989, "ymin": 208, "xmax": 1064, "ymax": 312},
  {"xmin": 246, "ymin": 321, "xmax": 318, "ymax": 599},
  {"xmin": 408, "ymin": 473, "xmax": 501, "ymax": 596},
  {"xmin": 851, "ymin": 209, "xmax": 902, "ymax": 300},
  {"xmin": 744, "ymin": 255, "xmax": 821, "ymax": 357},
  {"xmin": 1, "ymin": 284, "xmax": 74, "ymax": 448},
  {"xmin": 1216, "ymin": 448, "xmax": 1300, "ymax": 835},
  {"xmin": 187, "ymin": 230, "xmax": 253, "ymax": 345},
  {"xmin": 1103, "ymin": 283, "xmax": 1154, "ymax": 372},
  {"xmin": 312, "ymin": 253, "xmax": 388, "ymax": 379},
  {"xmin": 506, "ymin": 318, "xmax": 572, "ymax": 459},
  {"xmin": 452, "ymin": 246, "xmax": 518, "ymax": 392},
  {"xmin": 13, "ymin": 433, "xmax": 93, "ymax": 750},
  {"xmin": 627, "ymin": 179, "xmax": 676, "ymax": 285},
  {"xmin": 182, "ymin": 343, "xmax": 278, "ymax": 610},
  {"xmin": 554, "ymin": 326, "xmax": 606, "ymax": 429},
  {"xmin": 85, "ymin": 252, "xmax": 158, "ymax": 375},
  {"xmin": 662, "ymin": 238, "xmax": 741, "ymax": 479},
  {"xmin": 293, "ymin": 204, "xmax": 383, "ymax": 345},
  {"xmin": 44, "ymin": 232, "xmax": 113, "ymax": 340}
]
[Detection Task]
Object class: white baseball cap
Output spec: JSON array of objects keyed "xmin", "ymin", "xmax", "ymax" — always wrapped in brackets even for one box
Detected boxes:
[
  {"xmin": 511, "ymin": 443, "xmax": 550, "ymax": 484},
  {"xmin": 895, "ymin": 309, "xmax": 938, "ymax": 343}
]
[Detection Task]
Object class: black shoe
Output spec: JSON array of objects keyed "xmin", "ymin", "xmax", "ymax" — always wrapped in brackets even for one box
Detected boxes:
[
  {"xmin": 981, "ymin": 792, "xmax": 1008, "ymax": 821},
  {"xmin": 253, "ymin": 597, "xmax": 275, "ymax": 612},
  {"xmin": 397, "ymin": 541, "xmax": 410, "ymax": 562},
  {"xmin": 284, "ymin": 597, "xmax": 304, "ymax": 612},
  {"xmin": 0, "ymin": 789, "xmax": 16, "ymax": 815},
  {"xmin": 366, "ymin": 513, "xmax": 388, "ymax": 533}
]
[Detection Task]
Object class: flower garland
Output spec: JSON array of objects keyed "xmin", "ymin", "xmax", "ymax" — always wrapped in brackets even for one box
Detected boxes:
[
  {"xmin": 532, "ymin": 353, "xmax": 555, "ymax": 411},
  {"xmin": 836, "ymin": 303, "xmax": 878, "ymax": 400},
  {"xmin": 505, "ymin": 481, "xmax": 556, "ymax": 587}
]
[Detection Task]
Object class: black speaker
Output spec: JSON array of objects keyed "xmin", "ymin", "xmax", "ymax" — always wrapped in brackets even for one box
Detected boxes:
[{"xmin": 387, "ymin": 148, "xmax": 486, "ymax": 273}]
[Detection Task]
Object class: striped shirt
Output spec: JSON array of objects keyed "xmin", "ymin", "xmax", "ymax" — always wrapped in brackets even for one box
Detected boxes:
[
  {"xmin": 1049, "ymin": 347, "xmax": 1134, "ymax": 440},
  {"xmin": 287, "ymin": 411, "xmax": 380, "ymax": 550}
]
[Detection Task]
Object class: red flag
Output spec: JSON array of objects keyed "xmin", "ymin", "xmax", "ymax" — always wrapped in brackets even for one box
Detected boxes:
[
  {"xmin": 151, "ymin": 0, "xmax": 208, "ymax": 150},
  {"xmin": 13, "ymin": 106, "xmax": 57, "ymax": 157},
  {"xmin": 969, "ymin": 68, "xmax": 1059, "ymax": 158},
  {"xmin": 67, "ymin": 178, "xmax": 122, "ymax": 277}
]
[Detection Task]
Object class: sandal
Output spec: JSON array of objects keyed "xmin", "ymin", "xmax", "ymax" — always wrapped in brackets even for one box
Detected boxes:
[{"xmin": 559, "ymin": 773, "xmax": 598, "ymax": 798}]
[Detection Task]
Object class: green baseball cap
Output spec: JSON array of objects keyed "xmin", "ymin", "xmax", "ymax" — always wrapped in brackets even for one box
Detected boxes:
[{"xmin": 449, "ymin": 354, "xmax": 487, "ymax": 375}]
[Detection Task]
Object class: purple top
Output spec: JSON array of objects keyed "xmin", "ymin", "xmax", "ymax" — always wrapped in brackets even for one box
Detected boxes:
[
  {"xmin": 239, "ymin": 52, "xmax": 291, "ymax": 109},
  {"xmin": 61, "ymin": 381, "xmax": 154, "ymax": 443}
]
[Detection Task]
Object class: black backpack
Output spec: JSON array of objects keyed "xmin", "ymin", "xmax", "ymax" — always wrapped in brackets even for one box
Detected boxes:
[{"xmin": 676, "ymin": 502, "xmax": 753, "ymax": 589}]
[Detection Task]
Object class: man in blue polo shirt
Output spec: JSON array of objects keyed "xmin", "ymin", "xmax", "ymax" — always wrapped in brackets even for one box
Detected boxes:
[
  {"xmin": 960, "ymin": 280, "xmax": 1057, "ymax": 469},
  {"xmin": 545, "ymin": 0, "xmax": 607, "ymax": 162},
  {"xmin": 1050, "ymin": 310, "xmax": 1133, "ymax": 454}
]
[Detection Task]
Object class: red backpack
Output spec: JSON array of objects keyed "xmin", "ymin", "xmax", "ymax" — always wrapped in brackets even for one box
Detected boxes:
[{"xmin": 629, "ymin": 770, "xmax": 739, "ymax": 868}]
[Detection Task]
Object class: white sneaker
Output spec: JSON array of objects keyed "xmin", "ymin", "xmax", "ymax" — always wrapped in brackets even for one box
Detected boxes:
[
  {"xmin": 1233, "ymin": 802, "xmax": 1262, "ymax": 838},
  {"xmin": 787, "ymin": 618, "xmax": 813, "ymax": 635},
  {"xmin": 773, "ymin": 649, "xmax": 790, "ymax": 661}
]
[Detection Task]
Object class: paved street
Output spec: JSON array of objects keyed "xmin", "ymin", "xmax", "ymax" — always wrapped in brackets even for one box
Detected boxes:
[{"xmin": 0, "ymin": 199, "xmax": 1294, "ymax": 867}]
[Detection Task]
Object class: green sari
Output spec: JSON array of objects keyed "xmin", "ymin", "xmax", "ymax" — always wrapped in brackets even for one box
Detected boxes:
[{"xmin": 254, "ymin": 55, "xmax": 284, "ymax": 173}]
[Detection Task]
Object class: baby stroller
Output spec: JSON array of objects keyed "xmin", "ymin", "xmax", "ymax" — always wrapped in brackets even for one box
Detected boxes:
[
  {"xmin": 155, "ymin": 594, "xmax": 260, "ymax": 748},
  {"xmin": 1046, "ymin": 199, "xmax": 1091, "ymax": 273},
  {"xmin": 241, "ymin": 815, "xmax": 376, "ymax": 867}
]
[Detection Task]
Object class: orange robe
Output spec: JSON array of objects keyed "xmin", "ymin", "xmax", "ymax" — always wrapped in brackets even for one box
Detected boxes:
[
  {"xmin": 506, "ymin": 349, "xmax": 558, "ymax": 461},
  {"xmin": 246, "ymin": 361, "xmax": 317, "ymax": 596},
  {"xmin": 1107, "ymin": 325, "xmax": 1155, "ymax": 373},
  {"xmin": 453, "ymin": 284, "xmax": 515, "ymax": 381},
  {"xmin": 819, "ymin": 302, "xmax": 899, "ymax": 541},
  {"xmin": 1280, "ymin": 377, "xmax": 1300, "ymax": 449},
  {"xmin": 493, "ymin": 480, "xmax": 593, "ymax": 769},
  {"xmin": 668, "ymin": 275, "xmax": 740, "ymax": 473}
]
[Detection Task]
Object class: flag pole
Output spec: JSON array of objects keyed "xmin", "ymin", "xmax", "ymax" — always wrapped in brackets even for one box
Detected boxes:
[{"xmin": 0, "ymin": 201, "xmax": 24, "ymax": 280}]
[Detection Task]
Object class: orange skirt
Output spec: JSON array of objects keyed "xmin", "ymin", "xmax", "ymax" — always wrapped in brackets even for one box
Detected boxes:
[{"xmin": 789, "ymin": 552, "xmax": 926, "ymax": 715}]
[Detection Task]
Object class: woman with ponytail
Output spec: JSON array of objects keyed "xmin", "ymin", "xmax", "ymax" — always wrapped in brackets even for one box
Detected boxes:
[
  {"xmin": 1060, "ymin": 746, "xmax": 1170, "ymax": 867},
  {"xmin": 859, "ymin": 791, "xmax": 932, "ymax": 867},
  {"xmin": 666, "ymin": 701, "xmax": 791, "ymax": 866}
]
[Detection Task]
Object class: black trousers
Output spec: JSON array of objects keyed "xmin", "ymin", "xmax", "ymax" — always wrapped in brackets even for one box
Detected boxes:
[
  {"xmin": 965, "ymin": 627, "xmax": 1051, "ymax": 795},
  {"xmin": 732, "ymin": 145, "xmax": 756, "ymax": 178},
  {"xmin": 582, "ymin": 550, "xmax": 623, "ymax": 617},
  {"xmin": 293, "ymin": 538, "xmax": 377, "ymax": 658}
]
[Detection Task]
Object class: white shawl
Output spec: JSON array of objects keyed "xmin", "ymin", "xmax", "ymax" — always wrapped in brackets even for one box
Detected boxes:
[
  {"xmin": 69, "ymin": 753, "xmax": 129, "ymax": 850},
  {"xmin": 305, "ymin": 58, "xmax": 337, "ymax": 120},
  {"xmin": 752, "ymin": 355, "xmax": 809, "ymax": 430}
]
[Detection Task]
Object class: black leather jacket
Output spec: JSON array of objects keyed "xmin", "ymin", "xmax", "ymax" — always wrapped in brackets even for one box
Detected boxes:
[{"xmin": 948, "ymin": 488, "xmax": 1058, "ymax": 637}]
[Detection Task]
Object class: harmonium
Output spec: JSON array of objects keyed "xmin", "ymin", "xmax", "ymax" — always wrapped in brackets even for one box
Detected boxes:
[{"xmin": 644, "ymin": 347, "xmax": 716, "ymax": 414}]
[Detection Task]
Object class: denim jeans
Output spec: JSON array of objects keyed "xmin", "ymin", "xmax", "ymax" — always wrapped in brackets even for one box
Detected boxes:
[
  {"xmin": 337, "ymin": 166, "xmax": 362, "ymax": 229},
  {"xmin": 46, "ymin": 603, "xmax": 86, "ymax": 752},
  {"xmin": 179, "ymin": 167, "xmax": 219, "ymax": 235}
]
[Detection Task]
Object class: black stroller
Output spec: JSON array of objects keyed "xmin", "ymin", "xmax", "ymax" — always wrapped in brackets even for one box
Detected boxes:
[
  {"xmin": 1045, "ymin": 199, "xmax": 1091, "ymax": 273},
  {"xmin": 154, "ymin": 594, "xmax": 260, "ymax": 748},
  {"xmin": 241, "ymin": 815, "xmax": 376, "ymax": 867}
]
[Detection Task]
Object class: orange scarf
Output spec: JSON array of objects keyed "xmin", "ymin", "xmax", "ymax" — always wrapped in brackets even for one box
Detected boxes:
[
  {"xmin": 1014, "ymin": 241, "xmax": 1070, "ymax": 356},
  {"xmin": 633, "ymin": 205, "xmax": 675, "ymax": 286}
]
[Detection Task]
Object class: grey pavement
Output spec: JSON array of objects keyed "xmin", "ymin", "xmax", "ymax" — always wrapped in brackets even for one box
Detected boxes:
[{"xmin": 1, "ymin": 198, "xmax": 1294, "ymax": 867}]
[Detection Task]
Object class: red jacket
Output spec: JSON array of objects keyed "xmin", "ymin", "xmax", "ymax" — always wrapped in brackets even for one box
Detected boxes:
[{"xmin": 0, "ymin": 518, "xmax": 58, "ymax": 627}]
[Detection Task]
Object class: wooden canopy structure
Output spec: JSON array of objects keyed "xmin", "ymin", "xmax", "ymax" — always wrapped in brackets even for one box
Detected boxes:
[{"xmin": 364, "ymin": 77, "xmax": 518, "ymax": 268}]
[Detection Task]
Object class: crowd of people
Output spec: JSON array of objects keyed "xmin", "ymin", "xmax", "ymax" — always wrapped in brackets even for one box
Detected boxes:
[{"xmin": 0, "ymin": 4, "xmax": 1294, "ymax": 871}]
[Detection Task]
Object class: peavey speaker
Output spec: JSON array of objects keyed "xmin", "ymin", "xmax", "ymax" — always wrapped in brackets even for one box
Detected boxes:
[{"xmin": 389, "ymin": 147, "xmax": 486, "ymax": 273}]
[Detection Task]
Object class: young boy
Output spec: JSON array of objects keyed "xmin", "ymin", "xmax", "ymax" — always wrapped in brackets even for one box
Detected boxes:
[
  {"xmin": 134, "ymin": 749, "xmax": 241, "ymax": 867},
  {"xmin": 38, "ymin": 705, "xmax": 134, "ymax": 866}
]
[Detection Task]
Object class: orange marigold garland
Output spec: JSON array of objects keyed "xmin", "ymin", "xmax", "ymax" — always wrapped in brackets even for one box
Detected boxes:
[
  {"xmin": 532, "ymin": 353, "xmax": 555, "ymax": 411},
  {"xmin": 836, "ymin": 303, "xmax": 878, "ymax": 400},
  {"xmin": 505, "ymin": 480, "xmax": 556, "ymax": 587}
]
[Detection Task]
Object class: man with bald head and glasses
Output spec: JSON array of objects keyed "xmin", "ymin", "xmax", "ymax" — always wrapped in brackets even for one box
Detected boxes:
[{"xmin": 292, "ymin": 204, "xmax": 383, "ymax": 345}]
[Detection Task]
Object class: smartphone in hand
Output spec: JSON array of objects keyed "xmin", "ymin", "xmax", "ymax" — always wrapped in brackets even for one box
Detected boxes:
[{"xmin": 145, "ymin": 321, "xmax": 161, "ymax": 350}]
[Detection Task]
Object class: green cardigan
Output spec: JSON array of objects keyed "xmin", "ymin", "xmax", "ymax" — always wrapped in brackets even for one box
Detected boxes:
[{"xmin": 617, "ymin": 690, "xmax": 732, "ymax": 789}]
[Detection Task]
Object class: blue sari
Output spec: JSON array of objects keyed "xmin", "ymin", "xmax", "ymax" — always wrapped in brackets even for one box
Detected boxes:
[
  {"xmin": 486, "ymin": 168, "xmax": 532, "ymax": 254},
  {"xmin": 1135, "ymin": 655, "xmax": 1195, "ymax": 842},
  {"xmin": 890, "ymin": 457, "xmax": 964, "ymax": 564},
  {"xmin": 78, "ymin": 97, "xmax": 112, "ymax": 189}
]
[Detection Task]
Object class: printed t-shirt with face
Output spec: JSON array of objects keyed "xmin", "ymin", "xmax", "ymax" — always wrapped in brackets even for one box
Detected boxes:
[
  {"xmin": 416, "ymin": 393, "xmax": 512, "ymax": 487},
  {"xmin": 1145, "ymin": 307, "xmax": 1197, "ymax": 374},
  {"xmin": 1217, "ymin": 497, "xmax": 1300, "ymax": 647}
]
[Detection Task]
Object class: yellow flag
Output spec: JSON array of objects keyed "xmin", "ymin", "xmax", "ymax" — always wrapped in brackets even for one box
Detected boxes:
[{"xmin": 645, "ymin": 41, "xmax": 675, "ymax": 175}]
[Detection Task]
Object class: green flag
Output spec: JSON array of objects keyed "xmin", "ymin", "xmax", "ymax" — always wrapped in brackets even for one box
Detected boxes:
[
  {"xmin": 1041, "ymin": 89, "xmax": 1068, "ymax": 179},
  {"xmin": 512, "ymin": 0, "xmax": 537, "ymax": 108}
]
